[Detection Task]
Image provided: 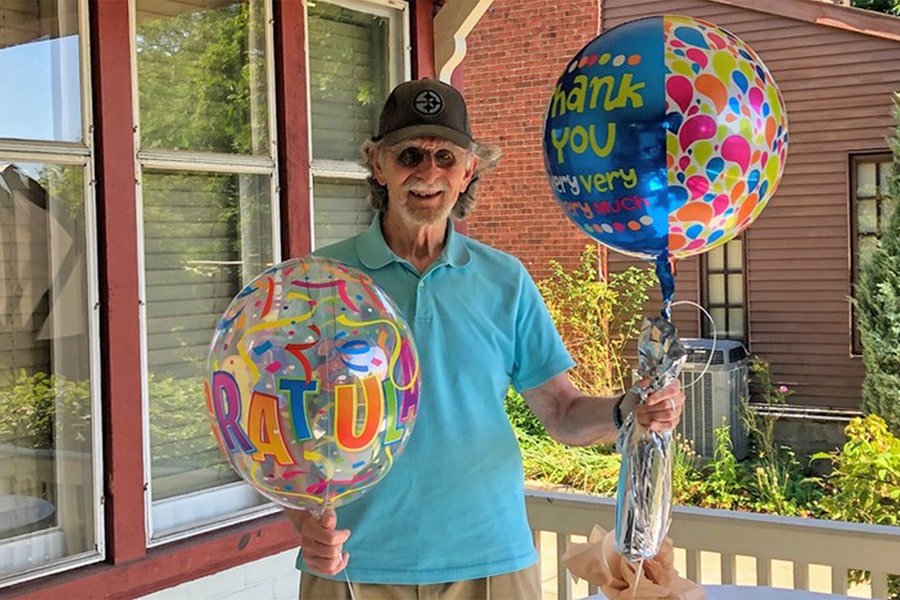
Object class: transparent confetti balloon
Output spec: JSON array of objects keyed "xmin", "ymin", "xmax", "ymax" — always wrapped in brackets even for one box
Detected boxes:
[{"xmin": 205, "ymin": 256, "xmax": 420, "ymax": 510}]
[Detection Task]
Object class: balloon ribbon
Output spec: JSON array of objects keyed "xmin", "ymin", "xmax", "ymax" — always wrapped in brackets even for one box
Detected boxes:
[{"xmin": 654, "ymin": 252, "xmax": 675, "ymax": 322}]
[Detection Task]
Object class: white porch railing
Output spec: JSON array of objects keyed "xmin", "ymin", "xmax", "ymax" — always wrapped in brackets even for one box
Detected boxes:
[{"xmin": 526, "ymin": 489, "xmax": 900, "ymax": 600}]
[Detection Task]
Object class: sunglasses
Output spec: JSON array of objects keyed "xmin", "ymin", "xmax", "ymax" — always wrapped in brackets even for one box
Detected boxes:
[{"xmin": 391, "ymin": 145, "xmax": 465, "ymax": 169}]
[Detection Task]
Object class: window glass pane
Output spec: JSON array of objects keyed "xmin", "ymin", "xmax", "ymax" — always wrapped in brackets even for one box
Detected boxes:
[
  {"xmin": 143, "ymin": 170, "xmax": 272, "ymax": 502},
  {"xmin": 882, "ymin": 197, "xmax": 896, "ymax": 235},
  {"xmin": 708, "ymin": 273, "xmax": 725, "ymax": 305},
  {"xmin": 0, "ymin": 161, "xmax": 97, "ymax": 577},
  {"xmin": 308, "ymin": 2, "xmax": 390, "ymax": 161},
  {"xmin": 727, "ymin": 308, "xmax": 744, "ymax": 339},
  {"xmin": 135, "ymin": 0, "xmax": 269, "ymax": 155},
  {"xmin": 859, "ymin": 234, "xmax": 878, "ymax": 264},
  {"xmin": 313, "ymin": 177, "xmax": 374, "ymax": 249},
  {"xmin": 726, "ymin": 239, "xmax": 742, "ymax": 270},
  {"xmin": 856, "ymin": 162, "xmax": 877, "ymax": 198},
  {"xmin": 706, "ymin": 244, "xmax": 724, "ymax": 270},
  {"xmin": 878, "ymin": 160, "xmax": 892, "ymax": 195},
  {"xmin": 857, "ymin": 198, "xmax": 877, "ymax": 235},
  {"xmin": 727, "ymin": 274, "xmax": 743, "ymax": 304},
  {"xmin": 710, "ymin": 307, "xmax": 726, "ymax": 337},
  {"xmin": 0, "ymin": 2, "xmax": 82, "ymax": 142}
]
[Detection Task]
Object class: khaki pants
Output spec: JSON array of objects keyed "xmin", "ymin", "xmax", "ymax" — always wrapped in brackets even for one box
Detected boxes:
[{"xmin": 299, "ymin": 563, "xmax": 541, "ymax": 600}]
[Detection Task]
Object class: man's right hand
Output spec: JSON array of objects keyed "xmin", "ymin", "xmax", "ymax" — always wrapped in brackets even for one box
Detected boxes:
[{"xmin": 285, "ymin": 508, "xmax": 351, "ymax": 575}]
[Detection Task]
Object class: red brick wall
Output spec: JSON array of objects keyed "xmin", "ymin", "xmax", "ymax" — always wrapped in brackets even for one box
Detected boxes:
[{"xmin": 459, "ymin": 0, "xmax": 600, "ymax": 280}]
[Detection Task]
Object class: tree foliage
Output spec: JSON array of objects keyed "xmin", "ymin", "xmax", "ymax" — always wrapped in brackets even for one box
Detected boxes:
[
  {"xmin": 850, "ymin": 0, "xmax": 900, "ymax": 16},
  {"xmin": 536, "ymin": 245, "xmax": 655, "ymax": 396},
  {"xmin": 136, "ymin": 3, "xmax": 264, "ymax": 154},
  {"xmin": 855, "ymin": 94, "xmax": 900, "ymax": 435}
]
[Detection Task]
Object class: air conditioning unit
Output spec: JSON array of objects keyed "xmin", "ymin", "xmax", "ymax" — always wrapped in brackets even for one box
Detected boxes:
[{"xmin": 676, "ymin": 338, "xmax": 750, "ymax": 460}]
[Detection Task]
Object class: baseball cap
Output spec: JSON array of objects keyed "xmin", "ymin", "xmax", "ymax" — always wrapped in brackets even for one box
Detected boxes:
[{"xmin": 374, "ymin": 79, "xmax": 474, "ymax": 148}]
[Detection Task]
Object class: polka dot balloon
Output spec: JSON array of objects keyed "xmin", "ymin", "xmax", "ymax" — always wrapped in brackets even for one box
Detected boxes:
[{"xmin": 542, "ymin": 14, "xmax": 788, "ymax": 263}]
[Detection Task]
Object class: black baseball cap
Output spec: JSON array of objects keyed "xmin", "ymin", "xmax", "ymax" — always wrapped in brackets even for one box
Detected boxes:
[{"xmin": 373, "ymin": 79, "xmax": 474, "ymax": 148}]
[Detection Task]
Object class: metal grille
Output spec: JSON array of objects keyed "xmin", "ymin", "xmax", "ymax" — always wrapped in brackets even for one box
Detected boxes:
[{"xmin": 675, "ymin": 339, "xmax": 749, "ymax": 459}]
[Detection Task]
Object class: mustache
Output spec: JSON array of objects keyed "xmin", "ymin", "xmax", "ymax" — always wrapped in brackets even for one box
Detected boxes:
[{"xmin": 403, "ymin": 180, "xmax": 449, "ymax": 195}]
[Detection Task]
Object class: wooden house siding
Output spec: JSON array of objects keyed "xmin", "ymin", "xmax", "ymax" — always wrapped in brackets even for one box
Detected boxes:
[
  {"xmin": 464, "ymin": 0, "xmax": 900, "ymax": 410},
  {"xmin": 603, "ymin": 0, "xmax": 900, "ymax": 409}
]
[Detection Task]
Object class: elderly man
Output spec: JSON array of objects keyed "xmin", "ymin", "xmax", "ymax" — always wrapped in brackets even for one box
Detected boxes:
[{"xmin": 287, "ymin": 78, "xmax": 684, "ymax": 600}]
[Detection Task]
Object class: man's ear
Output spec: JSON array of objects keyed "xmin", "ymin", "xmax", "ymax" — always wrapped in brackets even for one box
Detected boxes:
[
  {"xmin": 368, "ymin": 147, "xmax": 386, "ymax": 185},
  {"xmin": 462, "ymin": 155, "xmax": 480, "ymax": 189}
]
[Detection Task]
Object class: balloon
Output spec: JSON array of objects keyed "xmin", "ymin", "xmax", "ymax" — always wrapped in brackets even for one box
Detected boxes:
[
  {"xmin": 542, "ymin": 14, "xmax": 788, "ymax": 262},
  {"xmin": 205, "ymin": 256, "xmax": 420, "ymax": 510}
]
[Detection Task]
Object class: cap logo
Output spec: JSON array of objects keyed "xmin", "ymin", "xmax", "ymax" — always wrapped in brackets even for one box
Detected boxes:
[{"xmin": 413, "ymin": 89, "xmax": 444, "ymax": 117}]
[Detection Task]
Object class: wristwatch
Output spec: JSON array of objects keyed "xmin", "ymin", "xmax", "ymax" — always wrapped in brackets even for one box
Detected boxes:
[{"xmin": 612, "ymin": 393, "xmax": 626, "ymax": 430}]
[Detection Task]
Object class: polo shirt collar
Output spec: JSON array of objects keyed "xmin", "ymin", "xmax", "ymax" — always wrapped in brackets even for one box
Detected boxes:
[{"xmin": 357, "ymin": 213, "xmax": 471, "ymax": 271}]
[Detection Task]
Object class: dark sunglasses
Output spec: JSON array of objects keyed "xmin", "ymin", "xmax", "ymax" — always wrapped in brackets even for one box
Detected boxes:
[{"xmin": 392, "ymin": 145, "xmax": 464, "ymax": 169}]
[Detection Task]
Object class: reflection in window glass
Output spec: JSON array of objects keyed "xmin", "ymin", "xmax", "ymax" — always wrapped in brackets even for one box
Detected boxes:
[
  {"xmin": 0, "ymin": 1, "xmax": 82, "ymax": 143},
  {"xmin": 135, "ymin": 0, "xmax": 269, "ymax": 155},
  {"xmin": 857, "ymin": 199, "xmax": 877, "ymax": 234},
  {"xmin": 143, "ymin": 170, "xmax": 272, "ymax": 502},
  {"xmin": 308, "ymin": 2, "xmax": 390, "ymax": 162},
  {"xmin": 851, "ymin": 154, "xmax": 893, "ymax": 354},
  {"xmin": 882, "ymin": 197, "xmax": 896, "ymax": 235},
  {"xmin": 728, "ymin": 308, "xmax": 744, "ymax": 339},
  {"xmin": 702, "ymin": 238, "xmax": 745, "ymax": 342},
  {"xmin": 726, "ymin": 239, "xmax": 742, "ymax": 271},
  {"xmin": 708, "ymin": 274, "xmax": 725, "ymax": 305},
  {"xmin": 313, "ymin": 178, "xmax": 374, "ymax": 249},
  {"xmin": 855, "ymin": 157, "xmax": 894, "ymax": 266},
  {"xmin": 856, "ymin": 162, "xmax": 877, "ymax": 198},
  {"xmin": 0, "ymin": 161, "xmax": 97, "ymax": 578}
]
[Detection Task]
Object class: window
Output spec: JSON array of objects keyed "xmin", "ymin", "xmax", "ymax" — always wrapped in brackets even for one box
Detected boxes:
[
  {"xmin": 0, "ymin": 0, "xmax": 103, "ymax": 586},
  {"xmin": 133, "ymin": 0, "xmax": 279, "ymax": 542},
  {"xmin": 850, "ymin": 153, "xmax": 895, "ymax": 355},
  {"xmin": 308, "ymin": 0, "xmax": 408, "ymax": 249},
  {"xmin": 701, "ymin": 237, "xmax": 746, "ymax": 342},
  {"xmin": 0, "ymin": 0, "xmax": 415, "ymax": 591}
]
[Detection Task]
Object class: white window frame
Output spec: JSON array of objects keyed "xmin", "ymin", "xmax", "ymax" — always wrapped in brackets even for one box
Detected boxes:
[
  {"xmin": 0, "ymin": 0, "xmax": 105, "ymax": 587},
  {"xmin": 306, "ymin": 0, "xmax": 410, "ymax": 250},
  {"xmin": 127, "ymin": 0, "xmax": 284, "ymax": 546}
]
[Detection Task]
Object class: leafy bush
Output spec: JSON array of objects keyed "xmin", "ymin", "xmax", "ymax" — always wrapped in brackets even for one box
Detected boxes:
[
  {"xmin": 537, "ymin": 244, "xmax": 655, "ymax": 396},
  {"xmin": 746, "ymin": 357, "xmax": 794, "ymax": 460},
  {"xmin": 741, "ymin": 358, "xmax": 822, "ymax": 516},
  {"xmin": 0, "ymin": 368, "xmax": 218, "ymax": 471},
  {"xmin": 812, "ymin": 415, "xmax": 900, "ymax": 597},
  {"xmin": 0, "ymin": 368, "xmax": 92, "ymax": 449},
  {"xmin": 855, "ymin": 93, "xmax": 900, "ymax": 436},
  {"xmin": 148, "ymin": 374, "xmax": 221, "ymax": 467},
  {"xmin": 813, "ymin": 415, "xmax": 900, "ymax": 526}
]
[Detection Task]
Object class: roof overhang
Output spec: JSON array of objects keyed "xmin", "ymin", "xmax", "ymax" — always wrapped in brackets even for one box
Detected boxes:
[
  {"xmin": 708, "ymin": 0, "xmax": 900, "ymax": 42},
  {"xmin": 433, "ymin": 0, "xmax": 495, "ymax": 82}
]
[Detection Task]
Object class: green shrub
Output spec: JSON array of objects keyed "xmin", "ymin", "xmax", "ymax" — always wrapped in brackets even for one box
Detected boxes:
[
  {"xmin": 536, "ymin": 244, "xmax": 655, "ymax": 396},
  {"xmin": 855, "ymin": 93, "xmax": 900, "ymax": 436},
  {"xmin": 0, "ymin": 368, "xmax": 219, "ymax": 471},
  {"xmin": 812, "ymin": 414, "xmax": 900, "ymax": 598},
  {"xmin": 148, "ymin": 374, "xmax": 221, "ymax": 467},
  {"xmin": 514, "ymin": 421, "xmax": 620, "ymax": 495},
  {"xmin": 812, "ymin": 414, "xmax": 900, "ymax": 526},
  {"xmin": 746, "ymin": 357, "xmax": 793, "ymax": 460},
  {"xmin": 0, "ymin": 368, "xmax": 92, "ymax": 449}
]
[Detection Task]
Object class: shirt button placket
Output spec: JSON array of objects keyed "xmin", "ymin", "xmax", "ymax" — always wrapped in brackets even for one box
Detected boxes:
[{"xmin": 415, "ymin": 278, "xmax": 431, "ymax": 322}]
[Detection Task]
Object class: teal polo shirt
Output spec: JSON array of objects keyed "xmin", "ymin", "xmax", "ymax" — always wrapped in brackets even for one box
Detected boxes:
[{"xmin": 300, "ymin": 215, "xmax": 574, "ymax": 584}]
